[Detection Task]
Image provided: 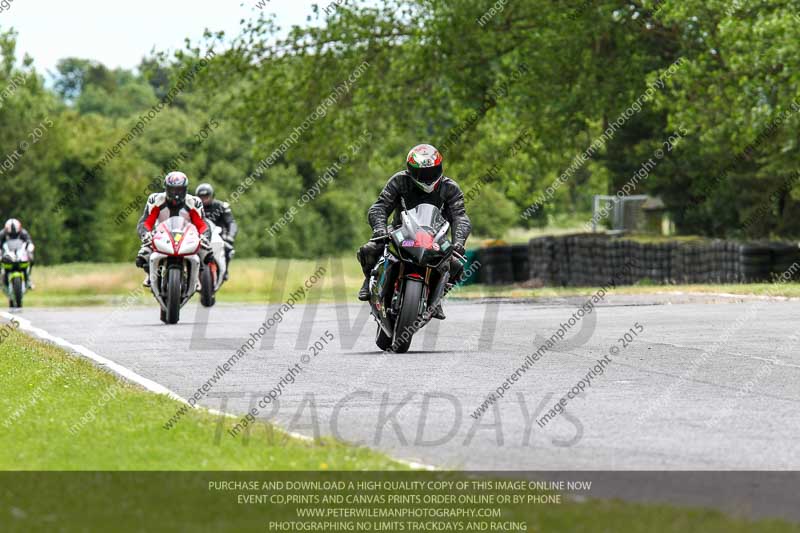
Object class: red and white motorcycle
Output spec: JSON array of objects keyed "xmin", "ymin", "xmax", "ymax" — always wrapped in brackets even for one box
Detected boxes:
[{"xmin": 148, "ymin": 216, "xmax": 201, "ymax": 324}]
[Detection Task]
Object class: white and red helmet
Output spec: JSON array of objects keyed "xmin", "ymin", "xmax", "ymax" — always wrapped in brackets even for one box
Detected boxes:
[
  {"xmin": 4, "ymin": 218, "xmax": 22, "ymax": 238},
  {"xmin": 406, "ymin": 144, "xmax": 444, "ymax": 193},
  {"xmin": 164, "ymin": 171, "xmax": 189, "ymax": 207}
]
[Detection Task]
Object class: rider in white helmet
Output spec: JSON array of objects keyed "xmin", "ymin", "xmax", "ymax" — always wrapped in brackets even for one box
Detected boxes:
[
  {"xmin": 135, "ymin": 171, "xmax": 214, "ymax": 288},
  {"xmin": 0, "ymin": 218, "xmax": 36, "ymax": 289}
]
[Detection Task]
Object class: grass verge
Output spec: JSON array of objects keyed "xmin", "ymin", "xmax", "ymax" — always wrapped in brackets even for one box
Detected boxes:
[
  {"xmin": 0, "ymin": 330, "xmax": 404, "ymax": 470},
  {"xmin": 454, "ymin": 282, "xmax": 800, "ymax": 300},
  {"xmin": 15, "ymin": 258, "xmax": 800, "ymax": 307},
  {"xmin": 17, "ymin": 258, "xmax": 362, "ymax": 306}
]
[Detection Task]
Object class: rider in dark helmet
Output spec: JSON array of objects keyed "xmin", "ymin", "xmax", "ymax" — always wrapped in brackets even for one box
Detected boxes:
[
  {"xmin": 0, "ymin": 218, "xmax": 36, "ymax": 289},
  {"xmin": 357, "ymin": 144, "xmax": 471, "ymax": 319},
  {"xmin": 195, "ymin": 183, "xmax": 238, "ymax": 280},
  {"xmin": 135, "ymin": 172, "xmax": 214, "ymax": 288}
]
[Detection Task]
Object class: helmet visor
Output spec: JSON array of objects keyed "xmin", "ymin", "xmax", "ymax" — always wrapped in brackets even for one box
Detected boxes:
[
  {"xmin": 411, "ymin": 164, "xmax": 443, "ymax": 185},
  {"xmin": 166, "ymin": 185, "xmax": 187, "ymax": 205}
]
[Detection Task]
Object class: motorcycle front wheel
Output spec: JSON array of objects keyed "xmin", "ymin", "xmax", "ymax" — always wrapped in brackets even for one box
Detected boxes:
[
  {"xmin": 11, "ymin": 276, "xmax": 23, "ymax": 308},
  {"xmin": 376, "ymin": 325, "xmax": 392, "ymax": 351},
  {"xmin": 165, "ymin": 267, "xmax": 182, "ymax": 324},
  {"xmin": 392, "ymin": 279, "xmax": 423, "ymax": 354}
]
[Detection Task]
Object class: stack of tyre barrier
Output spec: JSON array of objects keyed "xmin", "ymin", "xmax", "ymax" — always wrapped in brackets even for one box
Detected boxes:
[
  {"xmin": 528, "ymin": 237, "xmax": 556, "ymax": 285},
  {"xmin": 511, "ymin": 244, "xmax": 530, "ymax": 282},
  {"xmin": 518, "ymin": 235, "xmax": 800, "ymax": 287},
  {"xmin": 476, "ymin": 245, "xmax": 515, "ymax": 285},
  {"xmin": 770, "ymin": 242, "xmax": 800, "ymax": 281}
]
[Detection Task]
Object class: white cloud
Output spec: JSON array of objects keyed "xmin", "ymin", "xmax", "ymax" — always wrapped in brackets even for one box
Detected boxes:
[{"xmin": 4, "ymin": 0, "xmax": 324, "ymax": 75}]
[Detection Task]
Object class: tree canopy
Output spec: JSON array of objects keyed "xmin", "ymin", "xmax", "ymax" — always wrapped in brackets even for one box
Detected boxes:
[{"xmin": 1, "ymin": 1, "xmax": 798, "ymax": 264}]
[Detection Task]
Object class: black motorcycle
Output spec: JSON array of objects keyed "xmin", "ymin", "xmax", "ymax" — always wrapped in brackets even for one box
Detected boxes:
[{"xmin": 367, "ymin": 201, "xmax": 464, "ymax": 353}]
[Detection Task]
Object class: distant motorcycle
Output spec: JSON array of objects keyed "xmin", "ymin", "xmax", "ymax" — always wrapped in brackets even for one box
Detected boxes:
[
  {"xmin": 148, "ymin": 216, "xmax": 201, "ymax": 324},
  {"xmin": 1, "ymin": 239, "xmax": 31, "ymax": 308},
  {"xmin": 198, "ymin": 222, "xmax": 228, "ymax": 307},
  {"xmin": 367, "ymin": 201, "xmax": 464, "ymax": 353}
]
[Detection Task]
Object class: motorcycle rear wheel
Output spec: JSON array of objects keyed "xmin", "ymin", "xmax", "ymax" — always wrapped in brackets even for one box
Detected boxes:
[
  {"xmin": 392, "ymin": 279, "xmax": 423, "ymax": 353},
  {"xmin": 200, "ymin": 267, "xmax": 215, "ymax": 307},
  {"xmin": 165, "ymin": 268, "xmax": 182, "ymax": 324}
]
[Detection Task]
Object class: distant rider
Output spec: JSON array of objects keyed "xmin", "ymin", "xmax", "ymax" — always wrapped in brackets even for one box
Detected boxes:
[
  {"xmin": 0, "ymin": 218, "xmax": 36, "ymax": 289},
  {"xmin": 195, "ymin": 183, "xmax": 238, "ymax": 280},
  {"xmin": 135, "ymin": 172, "xmax": 214, "ymax": 287},
  {"xmin": 357, "ymin": 144, "xmax": 471, "ymax": 319}
]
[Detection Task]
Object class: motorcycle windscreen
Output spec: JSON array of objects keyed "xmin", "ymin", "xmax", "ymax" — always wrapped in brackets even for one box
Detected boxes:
[
  {"xmin": 161, "ymin": 216, "xmax": 192, "ymax": 233},
  {"xmin": 156, "ymin": 216, "xmax": 198, "ymax": 255},
  {"xmin": 3, "ymin": 239, "xmax": 27, "ymax": 261},
  {"xmin": 4, "ymin": 238, "xmax": 24, "ymax": 250},
  {"xmin": 408, "ymin": 204, "xmax": 447, "ymax": 233},
  {"xmin": 399, "ymin": 204, "xmax": 448, "ymax": 263}
]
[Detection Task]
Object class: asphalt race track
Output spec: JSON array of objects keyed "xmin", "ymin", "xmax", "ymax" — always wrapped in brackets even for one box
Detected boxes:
[{"xmin": 7, "ymin": 294, "xmax": 800, "ymax": 519}]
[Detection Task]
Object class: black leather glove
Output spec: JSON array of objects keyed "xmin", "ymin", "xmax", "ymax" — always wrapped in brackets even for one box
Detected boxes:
[
  {"xmin": 453, "ymin": 242, "xmax": 466, "ymax": 256},
  {"xmin": 363, "ymin": 240, "xmax": 382, "ymax": 253},
  {"xmin": 141, "ymin": 232, "xmax": 154, "ymax": 247},
  {"xmin": 200, "ymin": 235, "xmax": 212, "ymax": 251}
]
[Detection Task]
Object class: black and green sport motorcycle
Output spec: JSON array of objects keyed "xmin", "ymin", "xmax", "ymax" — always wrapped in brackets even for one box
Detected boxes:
[{"xmin": 2, "ymin": 238, "xmax": 31, "ymax": 308}]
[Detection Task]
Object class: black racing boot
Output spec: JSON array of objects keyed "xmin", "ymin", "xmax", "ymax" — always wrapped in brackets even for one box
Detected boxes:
[
  {"xmin": 136, "ymin": 255, "xmax": 149, "ymax": 288},
  {"xmin": 431, "ymin": 304, "xmax": 445, "ymax": 320},
  {"xmin": 358, "ymin": 278, "xmax": 370, "ymax": 301}
]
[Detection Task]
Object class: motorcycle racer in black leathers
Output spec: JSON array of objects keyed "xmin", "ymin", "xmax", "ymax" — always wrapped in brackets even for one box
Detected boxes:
[
  {"xmin": 195, "ymin": 183, "xmax": 237, "ymax": 280},
  {"xmin": 135, "ymin": 172, "xmax": 214, "ymax": 288},
  {"xmin": 357, "ymin": 144, "xmax": 471, "ymax": 319}
]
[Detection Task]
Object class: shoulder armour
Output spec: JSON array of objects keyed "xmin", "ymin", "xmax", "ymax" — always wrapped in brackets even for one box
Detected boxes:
[
  {"xmin": 185, "ymin": 194, "xmax": 203, "ymax": 210},
  {"xmin": 148, "ymin": 192, "xmax": 166, "ymax": 207},
  {"xmin": 442, "ymin": 176, "xmax": 462, "ymax": 192}
]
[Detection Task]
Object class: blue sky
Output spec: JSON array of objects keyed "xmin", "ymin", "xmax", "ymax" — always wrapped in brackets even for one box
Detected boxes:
[{"xmin": 1, "ymin": 0, "xmax": 327, "ymax": 75}]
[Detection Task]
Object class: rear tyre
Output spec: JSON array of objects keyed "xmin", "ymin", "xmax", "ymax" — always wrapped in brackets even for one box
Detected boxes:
[
  {"xmin": 376, "ymin": 325, "xmax": 392, "ymax": 351},
  {"xmin": 11, "ymin": 277, "xmax": 23, "ymax": 308},
  {"xmin": 392, "ymin": 279, "xmax": 423, "ymax": 354},
  {"xmin": 165, "ymin": 267, "xmax": 182, "ymax": 325},
  {"xmin": 200, "ymin": 267, "xmax": 215, "ymax": 307}
]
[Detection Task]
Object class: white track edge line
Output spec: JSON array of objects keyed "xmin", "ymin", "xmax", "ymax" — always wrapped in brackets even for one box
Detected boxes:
[{"xmin": 0, "ymin": 311, "xmax": 436, "ymax": 471}]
